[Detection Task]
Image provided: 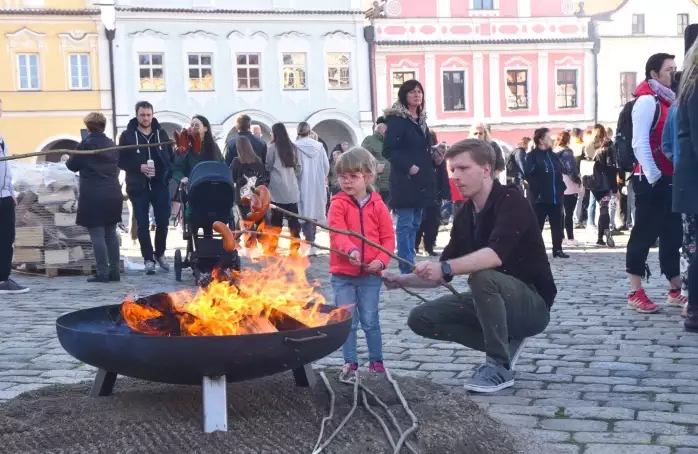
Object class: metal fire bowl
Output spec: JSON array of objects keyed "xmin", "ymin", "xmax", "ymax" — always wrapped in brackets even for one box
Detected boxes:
[{"xmin": 56, "ymin": 304, "xmax": 351, "ymax": 385}]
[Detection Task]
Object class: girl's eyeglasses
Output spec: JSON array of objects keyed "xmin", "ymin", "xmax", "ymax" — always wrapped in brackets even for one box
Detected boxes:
[{"xmin": 337, "ymin": 173, "xmax": 363, "ymax": 183}]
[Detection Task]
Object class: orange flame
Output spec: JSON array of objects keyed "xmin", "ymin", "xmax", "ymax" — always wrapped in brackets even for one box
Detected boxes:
[{"xmin": 121, "ymin": 255, "xmax": 343, "ymax": 336}]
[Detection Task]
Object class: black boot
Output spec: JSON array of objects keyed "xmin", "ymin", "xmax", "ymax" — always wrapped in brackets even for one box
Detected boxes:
[
  {"xmin": 685, "ymin": 311, "xmax": 698, "ymax": 333},
  {"xmin": 87, "ymin": 274, "xmax": 109, "ymax": 283}
]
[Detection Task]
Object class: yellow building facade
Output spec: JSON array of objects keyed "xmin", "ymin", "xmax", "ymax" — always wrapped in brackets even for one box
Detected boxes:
[{"xmin": 0, "ymin": 1, "xmax": 107, "ymax": 162}]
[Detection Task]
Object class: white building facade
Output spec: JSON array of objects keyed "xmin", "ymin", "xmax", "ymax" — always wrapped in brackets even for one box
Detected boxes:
[
  {"xmin": 100, "ymin": 0, "xmax": 372, "ymax": 150},
  {"xmin": 595, "ymin": 0, "xmax": 698, "ymax": 125}
]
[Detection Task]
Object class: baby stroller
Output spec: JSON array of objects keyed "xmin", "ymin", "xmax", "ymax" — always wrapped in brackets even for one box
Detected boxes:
[{"xmin": 174, "ymin": 161, "xmax": 240, "ymax": 285}]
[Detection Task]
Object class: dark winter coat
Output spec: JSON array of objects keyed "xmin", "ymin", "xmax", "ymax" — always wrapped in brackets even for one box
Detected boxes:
[
  {"xmin": 591, "ymin": 142, "xmax": 619, "ymax": 194},
  {"xmin": 225, "ymin": 131, "xmax": 267, "ymax": 168},
  {"xmin": 524, "ymin": 148, "xmax": 566, "ymax": 205},
  {"xmin": 381, "ymin": 107, "xmax": 436, "ymax": 209},
  {"xmin": 675, "ymin": 88, "xmax": 698, "ymax": 215},
  {"xmin": 117, "ymin": 117, "xmax": 174, "ymax": 195},
  {"xmin": 65, "ymin": 132, "xmax": 123, "ymax": 228}
]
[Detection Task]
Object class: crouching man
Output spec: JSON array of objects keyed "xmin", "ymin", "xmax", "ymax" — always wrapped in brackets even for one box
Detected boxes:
[{"xmin": 383, "ymin": 139, "xmax": 556, "ymax": 393}]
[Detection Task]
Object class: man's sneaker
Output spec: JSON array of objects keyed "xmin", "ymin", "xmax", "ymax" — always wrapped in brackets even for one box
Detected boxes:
[
  {"xmin": 604, "ymin": 229, "xmax": 615, "ymax": 248},
  {"xmin": 668, "ymin": 289, "xmax": 688, "ymax": 308},
  {"xmin": 339, "ymin": 362, "xmax": 358, "ymax": 381},
  {"xmin": 145, "ymin": 261, "xmax": 156, "ymax": 275},
  {"xmin": 369, "ymin": 361, "xmax": 386, "ymax": 373},
  {"xmin": 86, "ymin": 274, "xmax": 109, "ymax": 283},
  {"xmin": 109, "ymin": 271, "xmax": 121, "ymax": 282},
  {"xmin": 628, "ymin": 288, "xmax": 660, "ymax": 314},
  {"xmin": 308, "ymin": 246, "xmax": 319, "ymax": 257},
  {"xmin": 509, "ymin": 338, "xmax": 527, "ymax": 371},
  {"xmin": 155, "ymin": 255, "xmax": 170, "ymax": 272},
  {"xmin": 0, "ymin": 279, "xmax": 30, "ymax": 294},
  {"xmin": 463, "ymin": 359, "xmax": 515, "ymax": 393}
]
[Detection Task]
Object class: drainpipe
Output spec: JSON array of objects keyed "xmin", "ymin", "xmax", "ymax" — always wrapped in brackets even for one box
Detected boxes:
[
  {"xmin": 364, "ymin": 25, "xmax": 377, "ymax": 123},
  {"xmin": 591, "ymin": 23, "xmax": 600, "ymax": 124},
  {"xmin": 105, "ymin": 28, "xmax": 117, "ymax": 140}
]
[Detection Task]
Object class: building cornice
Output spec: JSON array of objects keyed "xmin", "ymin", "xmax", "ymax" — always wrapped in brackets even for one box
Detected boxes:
[
  {"xmin": 0, "ymin": 8, "xmax": 99, "ymax": 16},
  {"xmin": 376, "ymin": 38, "xmax": 592, "ymax": 46},
  {"xmin": 115, "ymin": 6, "xmax": 363, "ymax": 16}
]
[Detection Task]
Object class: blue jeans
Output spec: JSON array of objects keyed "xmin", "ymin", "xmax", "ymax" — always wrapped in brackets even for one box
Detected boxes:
[
  {"xmin": 129, "ymin": 184, "xmax": 171, "ymax": 262},
  {"xmin": 587, "ymin": 191, "xmax": 597, "ymax": 227},
  {"xmin": 395, "ymin": 207, "xmax": 422, "ymax": 274},
  {"xmin": 331, "ymin": 274, "xmax": 383, "ymax": 364}
]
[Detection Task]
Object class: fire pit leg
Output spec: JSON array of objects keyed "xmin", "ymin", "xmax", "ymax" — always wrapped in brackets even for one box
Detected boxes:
[
  {"xmin": 202, "ymin": 375, "xmax": 227, "ymax": 433},
  {"xmin": 292, "ymin": 364, "xmax": 317, "ymax": 388},
  {"xmin": 89, "ymin": 369, "xmax": 117, "ymax": 397}
]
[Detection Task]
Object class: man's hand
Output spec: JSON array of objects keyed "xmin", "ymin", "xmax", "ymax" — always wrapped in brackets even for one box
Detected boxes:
[
  {"xmin": 382, "ymin": 272, "xmax": 402, "ymax": 290},
  {"xmin": 408, "ymin": 165, "xmax": 419, "ymax": 175},
  {"xmin": 349, "ymin": 250, "xmax": 361, "ymax": 266},
  {"xmin": 365, "ymin": 260, "xmax": 383, "ymax": 274},
  {"xmin": 377, "ymin": 163, "xmax": 385, "ymax": 174},
  {"xmin": 180, "ymin": 177, "xmax": 189, "ymax": 185},
  {"xmin": 414, "ymin": 260, "xmax": 443, "ymax": 282},
  {"xmin": 140, "ymin": 164, "xmax": 155, "ymax": 177}
]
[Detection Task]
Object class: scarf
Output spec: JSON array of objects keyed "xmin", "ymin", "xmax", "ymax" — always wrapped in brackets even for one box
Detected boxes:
[
  {"xmin": 390, "ymin": 100, "xmax": 428, "ymax": 136},
  {"xmin": 648, "ymin": 78, "xmax": 676, "ymax": 104}
]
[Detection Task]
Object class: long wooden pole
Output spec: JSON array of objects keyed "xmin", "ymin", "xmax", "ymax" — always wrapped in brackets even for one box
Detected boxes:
[
  {"xmin": 269, "ymin": 204, "xmax": 461, "ymax": 298},
  {"xmin": 0, "ymin": 141, "xmax": 175, "ymax": 162}
]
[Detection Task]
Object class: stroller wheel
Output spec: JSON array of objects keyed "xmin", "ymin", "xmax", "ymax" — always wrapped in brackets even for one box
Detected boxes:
[{"xmin": 174, "ymin": 249, "xmax": 183, "ymax": 282}]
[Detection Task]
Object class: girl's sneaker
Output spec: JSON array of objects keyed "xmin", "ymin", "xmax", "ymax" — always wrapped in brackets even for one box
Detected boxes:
[
  {"xmin": 369, "ymin": 361, "xmax": 386, "ymax": 373},
  {"xmin": 668, "ymin": 289, "xmax": 688, "ymax": 308},
  {"xmin": 339, "ymin": 362, "xmax": 358, "ymax": 381}
]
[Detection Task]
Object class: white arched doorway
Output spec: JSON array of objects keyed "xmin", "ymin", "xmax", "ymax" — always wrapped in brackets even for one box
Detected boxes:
[
  {"xmin": 33, "ymin": 135, "xmax": 82, "ymax": 163},
  {"xmin": 220, "ymin": 110, "xmax": 277, "ymax": 146},
  {"xmin": 154, "ymin": 111, "xmax": 190, "ymax": 130},
  {"xmin": 305, "ymin": 109, "xmax": 362, "ymax": 151}
]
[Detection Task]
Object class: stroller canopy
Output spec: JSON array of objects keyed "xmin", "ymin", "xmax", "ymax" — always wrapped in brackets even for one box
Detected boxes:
[{"xmin": 187, "ymin": 161, "xmax": 235, "ymax": 225}]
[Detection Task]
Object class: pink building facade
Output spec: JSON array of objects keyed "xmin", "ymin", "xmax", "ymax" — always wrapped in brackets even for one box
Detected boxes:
[{"xmin": 372, "ymin": 0, "xmax": 595, "ymax": 146}]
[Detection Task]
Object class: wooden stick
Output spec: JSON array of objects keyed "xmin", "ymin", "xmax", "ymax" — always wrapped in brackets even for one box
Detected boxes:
[
  {"xmin": 0, "ymin": 141, "xmax": 175, "ymax": 162},
  {"xmin": 233, "ymin": 229, "xmax": 430, "ymax": 304},
  {"xmin": 268, "ymin": 204, "xmax": 461, "ymax": 298}
]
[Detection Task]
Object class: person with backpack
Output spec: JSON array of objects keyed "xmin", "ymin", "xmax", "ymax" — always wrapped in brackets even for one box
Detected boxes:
[
  {"xmin": 506, "ymin": 137, "xmax": 529, "ymax": 190},
  {"xmin": 617, "ymin": 53, "xmax": 683, "ymax": 314}
]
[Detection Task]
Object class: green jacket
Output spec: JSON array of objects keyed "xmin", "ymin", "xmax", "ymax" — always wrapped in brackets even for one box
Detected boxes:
[
  {"xmin": 361, "ymin": 132, "xmax": 390, "ymax": 192},
  {"xmin": 173, "ymin": 143, "xmax": 225, "ymax": 184}
]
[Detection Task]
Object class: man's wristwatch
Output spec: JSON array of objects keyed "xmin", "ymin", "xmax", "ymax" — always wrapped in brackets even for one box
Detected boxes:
[{"xmin": 441, "ymin": 262, "xmax": 453, "ymax": 282}]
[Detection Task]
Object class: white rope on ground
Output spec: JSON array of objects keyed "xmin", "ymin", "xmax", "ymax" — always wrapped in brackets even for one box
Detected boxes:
[
  {"xmin": 314, "ymin": 368, "xmax": 419, "ymax": 454},
  {"xmin": 386, "ymin": 368, "xmax": 419, "ymax": 454}
]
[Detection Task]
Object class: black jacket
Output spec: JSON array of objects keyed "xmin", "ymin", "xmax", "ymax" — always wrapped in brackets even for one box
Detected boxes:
[
  {"xmin": 675, "ymin": 89, "xmax": 698, "ymax": 215},
  {"xmin": 524, "ymin": 148, "xmax": 566, "ymax": 205},
  {"xmin": 117, "ymin": 117, "xmax": 174, "ymax": 194},
  {"xmin": 381, "ymin": 108, "xmax": 437, "ymax": 209},
  {"xmin": 591, "ymin": 142, "xmax": 619, "ymax": 194},
  {"xmin": 225, "ymin": 131, "xmax": 268, "ymax": 168},
  {"xmin": 66, "ymin": 132, "xmax": 123, "ymax": 228},
  {"xmin": 434, "ymin": 160, "xmax": 451, "ymax": 203},
  {"xmin": 441, "ymin": 181, "xmax": 557, "ymax": 308}
]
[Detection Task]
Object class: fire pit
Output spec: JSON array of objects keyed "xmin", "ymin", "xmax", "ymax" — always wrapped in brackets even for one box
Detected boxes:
[{"xmin": 55, "ymin": 257, "xmax": 352, "ymax": 433}]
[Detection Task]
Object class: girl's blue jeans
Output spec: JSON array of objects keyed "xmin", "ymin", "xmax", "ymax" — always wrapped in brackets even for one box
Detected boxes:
[{"xmin": 331, "ymin": 274, "xmax": 383, "ymax": 364}]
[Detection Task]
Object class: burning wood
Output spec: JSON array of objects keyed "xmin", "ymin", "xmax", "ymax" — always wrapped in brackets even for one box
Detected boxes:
[{"xmin": 120, "ymin": 256, "xmax": 341, "ymax": 337}]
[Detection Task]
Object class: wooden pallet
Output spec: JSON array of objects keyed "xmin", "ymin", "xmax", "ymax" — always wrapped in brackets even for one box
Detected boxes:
[{"xmin": 14, "ymin": 260, "xmax": 125, "ymax": 278}]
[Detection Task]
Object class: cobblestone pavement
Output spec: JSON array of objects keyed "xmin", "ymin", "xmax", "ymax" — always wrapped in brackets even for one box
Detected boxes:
[{"xmin": 1, "ymin": 225, "xmax": 697, "ymax": 454}]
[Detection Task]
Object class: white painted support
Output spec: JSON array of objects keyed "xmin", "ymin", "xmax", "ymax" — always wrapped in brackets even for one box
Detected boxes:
[
  {"xmin": 538, "ymin": 52, "xmax": 549, "ymax": 118},
  {"xmin": 473, "ymin": 52, "xmax": 485, "ymax": 120},
  {"xmin": 202, "ymin": 375, "xmax": 227, "ymax": 433}
]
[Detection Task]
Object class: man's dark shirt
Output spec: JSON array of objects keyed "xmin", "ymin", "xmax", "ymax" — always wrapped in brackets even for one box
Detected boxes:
[
  {"xmin": 225, "ymin": 131, "xmax": 267, "ymax": 167},
  {"xmin": 441, "ymin": 181, "xmax": 557, "ymax": 308}
]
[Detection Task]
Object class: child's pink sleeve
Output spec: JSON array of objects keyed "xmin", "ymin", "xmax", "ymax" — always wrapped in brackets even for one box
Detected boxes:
[
  {"xmin": 375, "ymin": 202, "xmax": 395, "ymax": 267},
  {"xmin": 328, "ymin": 201, "xmax": 357, "ymax": 254}
]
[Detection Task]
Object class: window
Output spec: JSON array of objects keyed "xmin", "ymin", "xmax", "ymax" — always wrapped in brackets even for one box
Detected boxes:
[
  {"xmin": 138, "ymin": 53, "xmax": 165, "ymax": 91},
  {"xmin": 632, "ymin": 14, "xmax": 645, "ymax": 34},
  {"xmin": 391, "ymin": 71, "xmax": 415, "ymax": 102},
  {"xmin": 506, "ymin": 70, "xmax": 528, "ymax": 110},
  {"xmin": 442, "ymin": 70, "xmax": 466, "ymax": 111},
  {"xmin": 17, "ymin": 53, "xmax": 40, "ymax": 90},
  {"xmin": 473, "ymin": 0, "xmax": 495, "ymax": 9},
  {"xmin": 69, "ymin": 54, "xmax": 90, "ymax": 90},
  {"xmin": 282, "ymin": 53, "xmax": 307, "ymax": 89},
  {"xmin": 556, "ymin": 69, "xmax": 577, "ymax": 109},
  {"xmin": 188, "ymin": 54, "xmax": 213, "ymax": 91},
  {"xmin": 236, "ymin": 53, "xmax": 260, "ymax": 90},
  {"xmin": 678, "ymin": 14, "xmax": 690, "ymax": 36},
  {"xmin": 620, "ymin": 72, "xmax": 637, "ymax": 105},
  {"xmin": 327, "ymin": 52, "xmax": 351, "ymax": 89}
]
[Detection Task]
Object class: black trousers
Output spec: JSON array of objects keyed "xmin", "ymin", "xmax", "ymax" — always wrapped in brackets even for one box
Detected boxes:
[
  {"xmin": 379, "ymin": 190, "xmax": 390, "ymax": 210},
  {"xmin": 534, "ymin": 202, "xmax": 564, "ymax": 252},
  {"xmin": 415, "ymin": 205, "xmax": 440, "ymax": 253},
  {"xmin": 593, "ymin": 190, "xmax": 611, "ymax": 241},
  {"xmin": 268, "ymin": 202, "xmax": 301, "ymax": 253},
  {"xmin": 563, "ymin": 194, "xmax": 578, "ymax": 240},
  {"xmin": 0, "ymin": 196, "xmax": 15, "ymax": 282},
  {"xmin": 626, "ymin": 177, "xmax": 682, "ymax": 280}
]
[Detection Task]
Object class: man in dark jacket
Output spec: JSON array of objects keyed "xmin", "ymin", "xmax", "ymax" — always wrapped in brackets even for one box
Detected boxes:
[
  {"xmin": 118, "ymin": 101, "xmax": 175, "ymax": 275},
  {"xmin": 225, "ymin": 114, "xmax": 267, "ymax": 167},
  {"xmin": 384, "ymin": 139, "xmax": 555, "ymax": 393},
  {"xmin": 361, "ymin": 117, "xmax": 390, "ymax": 206}
]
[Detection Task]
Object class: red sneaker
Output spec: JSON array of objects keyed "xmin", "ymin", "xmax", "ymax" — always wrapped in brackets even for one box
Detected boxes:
[
  {"xmin": 668, "ymin": 289, "xmax": 688, "ymax": 308},
  {"xmin": 369, "ymin": 361, "xmax": 386, "ymax": 373},
  {"xmin": 628, "ymin": 288, "xmax": 660, "ymax": 314}
]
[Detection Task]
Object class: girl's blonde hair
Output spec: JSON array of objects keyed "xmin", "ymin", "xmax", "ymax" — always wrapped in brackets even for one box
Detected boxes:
[
  {"xmin": 679, "ymin": 40, "xmax": 698, "ymax": 104},
  {"xmin": 334, "ymin": 147, "xmax": 377, "ymax": 178},
  {"xmin": 469, "ymin": 122, "xmax": 492, "ymax": 142}
]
